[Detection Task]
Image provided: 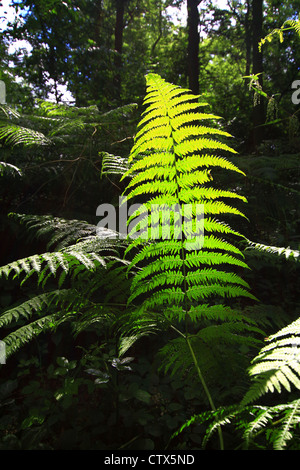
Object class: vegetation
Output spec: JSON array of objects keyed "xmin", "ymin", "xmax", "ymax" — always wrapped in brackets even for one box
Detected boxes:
[{"xmin": 0, "ymin": 0, "xmax": 299, "ymax": 451}]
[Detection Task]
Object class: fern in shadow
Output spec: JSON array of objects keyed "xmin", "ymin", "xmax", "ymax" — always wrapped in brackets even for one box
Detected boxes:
[
  {"xmin": 0, "ymin": 213, "xmax": 134, "ymax": 360},
  {"xmin": 173, "ymin": 316, "xmax": 300, "ymax": 450}
]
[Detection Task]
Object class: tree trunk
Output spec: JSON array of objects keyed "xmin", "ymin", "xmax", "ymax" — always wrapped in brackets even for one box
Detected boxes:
[
  {"xmin": 252, "ymin": 0, "xmax": 264, "ymax": 148},
  {"xmin": 187, "ymin": 0, "xmax": 201, "ymax": 95},
  {"xmin": 244, "ymin": 0, "xmax": 251, "ymax": 77},
  {"xmin": 114, "ymin": 0, "xmax": 126, "ymax": 100}
]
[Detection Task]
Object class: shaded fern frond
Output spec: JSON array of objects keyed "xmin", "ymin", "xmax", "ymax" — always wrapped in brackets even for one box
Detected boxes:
[
  {"xmin": 2, "ymin": 313, "xmax": 60, "ymax": 359},
  {"xmin": 9, "ymin": 213, "xmax": 98, "ymax": 250},
  {"xmin": 259, "ymin": 18, "xmax": 300, "ymax": 50},
  {"xmin": 0, "ymin": 290, "xmax": 69, "ymax": 328}
]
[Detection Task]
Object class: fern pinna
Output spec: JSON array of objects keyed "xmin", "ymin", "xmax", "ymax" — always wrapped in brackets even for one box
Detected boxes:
[{"xmin": 121, "ymin": 74, "xmax": 259, "ymax": 449}]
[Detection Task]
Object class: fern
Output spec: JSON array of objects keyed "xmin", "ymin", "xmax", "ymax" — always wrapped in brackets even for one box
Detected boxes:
[
  {"xmin": 100, "ymin": 152, "xmax": 130, "ymax": 178},
  {"xmin": 123, "ymin": 73, "xmax": 255, "ymax": 316},
  {"xmin": 259, "ymin": 18, "xmax": 300, "ymax": 51},
  {"xmin": 0, "ymin": 290, "xmax": 72, "ymax": 359},
  {"xmin": 0, "ymin": 247, "xmax": 105, "ymax": 286},
  {"xmin": 119, "ymin": 74, "xmax": 260, "ymax": 450},
  {"xmin": 246, "ymin": 239, "xmax": 300, "ymax": 262},
  {"xmin": 242, "ymin": 400, "xmax": 300, "ymax": 450},
  {"xmin": 3, "ymin": 314, "xmax": 60, "ymax": 359},
  {"xmin": 0, "ymin": 123, "xmax": 50, "ymax": 147},
  {"xmin": 170, "ymin": 315, "xmax": 300, "ymax": 449},
  {"xmin": 0, "ymin": 212, "xmax": 133, "ymax": 358},
  {"xmin": 242, "ymin": 317, "xmax": 300, "ymax": 406},
  {"xmin": 234, "ymin": 316, "xmax": 300, "ymax": 449},
  {"xmin": 8, "ymin": 213, "xmax": 101, "ymax": 250},
  {"xmin": 0, "ymin": 162, "xmax": 22, "ymax": 177}
]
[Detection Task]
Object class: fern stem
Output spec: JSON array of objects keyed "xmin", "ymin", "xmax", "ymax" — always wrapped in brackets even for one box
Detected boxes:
[
  {"xmin": 185, "ymin": 335, "xmax": 224, "ymax": 450},
  {"xmin": 162, "ymin": 100, "xmax": 224, "ymax": 448}
]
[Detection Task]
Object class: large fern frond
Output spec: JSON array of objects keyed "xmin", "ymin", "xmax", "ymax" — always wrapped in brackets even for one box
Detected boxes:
[{"xmin": 122, "ymin": 73, "xmax": 255, "ymax": 319}]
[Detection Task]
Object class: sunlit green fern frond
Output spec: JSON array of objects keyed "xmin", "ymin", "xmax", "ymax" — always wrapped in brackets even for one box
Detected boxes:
[
  {"xmin": 243, "ymin": 400, "xmax": 300, "ymax": 450},
  {"xmin": 0, "ymin": 241, "xmax": 130, "ymax": 358},
  {"xmin": 122, "ymin": 73, "xmax": 255, "ymax": 318},
  {"xmin": 259, "ymin": 17, "xmax": 300, "ymax": 50},
  {"xmin": 0, "ymin": 123, "xmax": 51, "ymax": 147},
  {"xmin": 272, "ymin": 399, "xmax": 300, "ymax": 450},
  {"xmin": 246, "ymin": 239, "xmax": 300, "ymax": 262},
  {"xmin": 0, "ymin": 104, "xmax": 20, "ymax": 119},
  {"xmin": 242, "ymin": 317, "xmax": 300, "ymax": 406},
  {"xmin": 100, "ymin": 152, "xmax": 130, "ymax": 178}
]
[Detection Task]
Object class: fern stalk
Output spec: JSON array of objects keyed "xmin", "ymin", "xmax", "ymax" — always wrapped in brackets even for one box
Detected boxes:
[{"xmin": 185, "ymin": 335, "xmax": 224, "ymax": 449}]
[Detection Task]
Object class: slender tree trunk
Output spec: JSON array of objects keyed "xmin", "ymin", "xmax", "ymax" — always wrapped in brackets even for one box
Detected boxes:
[
  {"xmin": 114, "ymin": 0, "xmax": 126, "ymax": 100},
  {"xmin": 252, "ymin": 0, "xmax": 264, "ymax": 148},
  {"xmin": 187, "ymin": 0, "xmax": 201, "ymax": 95},
  {"xmin": 94, "ymin": 0, "xmax": 103, "ymax": 43},
  {"xmin": 244, "ymin": 0, "xmax": 251, "ymax": 77},
  {"xmin": 151, "ymin": 0, "xmax": 163, "ymax": 58}
]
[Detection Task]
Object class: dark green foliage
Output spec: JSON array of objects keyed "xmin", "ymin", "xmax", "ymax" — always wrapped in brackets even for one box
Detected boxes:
[{"xmin": 0, "ymin": 36, "xmax": 300, "ymax": 449}]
